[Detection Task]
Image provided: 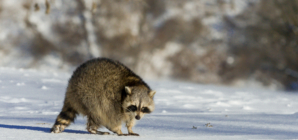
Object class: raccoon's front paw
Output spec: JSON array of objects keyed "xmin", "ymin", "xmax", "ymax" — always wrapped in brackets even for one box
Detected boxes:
[
  {"xmin": 128, "ymin": 133, "xmax": 139, "ymax": 136},
  {"xmin": 118, "ymin": 133, "xmax": 139, "ymax": 136},
  {"xmin": 88, "ymin": 129, "xmax": 110, "ymax": 135},
  {"xmin": 96, "ymin": 131, "xmax": 110, "ymax": 135},
  {"xmin": 118, "ymin": 134, "xmax": 130, "ymax": 136}
]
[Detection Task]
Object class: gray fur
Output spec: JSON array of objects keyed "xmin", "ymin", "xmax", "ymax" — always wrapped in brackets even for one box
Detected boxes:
[{"xmin": 51, "ymin": 58, "xmax": 155, "ymax": 136}]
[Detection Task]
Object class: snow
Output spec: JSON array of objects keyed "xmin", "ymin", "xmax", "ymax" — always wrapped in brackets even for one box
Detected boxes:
[{"xmin": 0, "ymin": 67, "xmax": 298, "ymax": 139}]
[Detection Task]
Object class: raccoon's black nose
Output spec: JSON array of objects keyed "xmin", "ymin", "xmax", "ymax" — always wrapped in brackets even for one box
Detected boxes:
[{"xmin": 135, "ymin": 115, "xmax": 140, "ymax": 120}]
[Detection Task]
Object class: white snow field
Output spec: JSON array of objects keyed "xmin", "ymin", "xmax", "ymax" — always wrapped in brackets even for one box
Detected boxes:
[{"xmin": 0, "ymin": 67, "xmax": 298, "ymax": 140}]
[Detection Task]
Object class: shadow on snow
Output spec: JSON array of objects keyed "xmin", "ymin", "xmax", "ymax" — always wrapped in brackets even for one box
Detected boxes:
[{"xmin": 0, "ymin": 124, "xmax": 88, "ymax": 134}]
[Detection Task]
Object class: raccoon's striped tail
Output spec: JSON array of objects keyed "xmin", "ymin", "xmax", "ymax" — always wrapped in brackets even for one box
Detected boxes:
[{"xmin": 51, "ymin": 104, "xmax": 78, "ymax": 133}]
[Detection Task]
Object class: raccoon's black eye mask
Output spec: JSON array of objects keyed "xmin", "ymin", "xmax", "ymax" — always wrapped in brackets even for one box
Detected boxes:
[
  {"xmin": 126, "ymin": 105, "xmax": 152, "ymax": 113},
  {"xmin": 141, "ymin": 107, "xmax": 151, "ymax": 113},
  {"xmin": 126, "ymin": 105, "xmax": 137, "ymax": 112}
]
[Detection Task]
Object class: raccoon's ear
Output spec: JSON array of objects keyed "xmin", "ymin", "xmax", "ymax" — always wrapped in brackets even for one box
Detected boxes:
[
  {"xmin": 149, "ymin": 90, "xmax": 156, "ymax": 98},
  {"xmin": 125, "ymin": 86, "xmax": 132, "ymax": 95}
]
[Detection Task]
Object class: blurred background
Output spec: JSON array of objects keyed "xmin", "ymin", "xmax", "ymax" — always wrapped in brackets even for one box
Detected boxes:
[{"xmin": 0, "ymin": 0, "xmax": 297, "ymax": 91}]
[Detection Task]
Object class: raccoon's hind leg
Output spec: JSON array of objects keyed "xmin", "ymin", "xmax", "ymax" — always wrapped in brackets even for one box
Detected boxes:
[
  {"xmin": 51, "ymin": 104, "xmax": 77, "ymax": 133},
  {"xmin": 86, "ymin": 116, "xmax": 110, "ymax": 135}
]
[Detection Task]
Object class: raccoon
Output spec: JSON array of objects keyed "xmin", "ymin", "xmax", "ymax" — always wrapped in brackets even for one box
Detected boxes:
[{"xmin": 51, "ymin": 58, "xmax": 156, "ymax": 136}]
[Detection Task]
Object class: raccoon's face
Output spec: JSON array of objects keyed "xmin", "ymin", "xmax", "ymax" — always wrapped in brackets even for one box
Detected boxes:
[{"xmin": 123, "ymin": 86, "xmax": 156, "ymax": 120}]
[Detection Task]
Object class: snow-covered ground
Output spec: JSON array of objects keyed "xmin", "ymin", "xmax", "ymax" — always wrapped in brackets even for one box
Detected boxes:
[{"xmin": 0, "ymin": 67, "xmax": 297, "ymax": 139}]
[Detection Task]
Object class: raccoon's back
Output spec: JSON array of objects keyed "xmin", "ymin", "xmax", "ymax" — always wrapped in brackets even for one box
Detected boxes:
[{"xmin": 66, "ymin": 58, "xmax": 140, "ymax": 99}]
